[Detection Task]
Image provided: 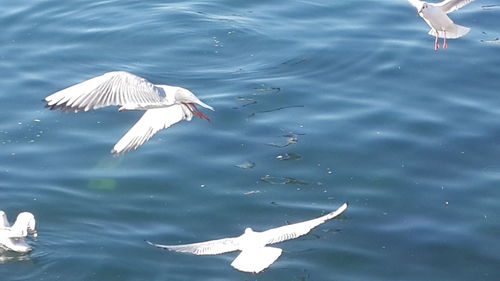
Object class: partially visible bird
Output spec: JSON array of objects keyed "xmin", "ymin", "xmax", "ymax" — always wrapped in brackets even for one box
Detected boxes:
[
  {"xmin": 0, "ymin": 211, "xmax": 37, "ymax": 253},
  {"xmin": 147, "ymin": 203, "xmax": 348, "ymax": 273},
  {"xmin": 44, "ymin": 71, "xmax": 214, "ymax": 154},
  {"xmin": 407, "ymin": 0, "xmax": 475, "ymax": 50}
]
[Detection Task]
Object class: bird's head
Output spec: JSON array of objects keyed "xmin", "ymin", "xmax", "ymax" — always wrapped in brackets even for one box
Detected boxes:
[
  {"xmin": 174, "ymin": 88, "xmax": 214, "ymax": 111},
  {"xmin": 243, "ymin": 227, "xmax": 254, "ymax": 234},
  {"xmin": 418, "ymin": 2, "xmax": 428, "ymax": 15},
  {"xmin": 12, "ymin": 212, "xmax": 37, "ymax": 238}
]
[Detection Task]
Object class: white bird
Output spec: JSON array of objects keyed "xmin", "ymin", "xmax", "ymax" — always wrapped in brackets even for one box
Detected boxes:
[
  {"xmin": 44, "ymin": 71, "xmax": 214, "ymax": 154},
  {"xmin": 0, "ymin": 211, "xmax": 37, "ymax": 253},
  {"xmin": 147, "ymin": 203, "xmax": 347, "ymax": 273},
  {"xmin": 407, "ymin": 0, "xmax": 475, "ymax": 50}
]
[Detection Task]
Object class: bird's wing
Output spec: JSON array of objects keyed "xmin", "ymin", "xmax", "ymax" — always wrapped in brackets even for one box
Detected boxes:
[
  {"xmin": 0, "ymin": 211, "xmax": 9, "ymax": 228},
  {"xmin": 111, "ymin": 105, "xmax": 192, "ymax": 154},
  {"xmin": 44, "ymin": 71, "xmax": 166, "ymax": 112},
  {"xmin": 260, "ymin": 203, "xmax": 348, "ymax": 245},
  {"xmin": 407, "ymin": 0, "xmax": 423, "ymax": 9},
  {"xmin": 146, "ymin": 235, "xmax": 242, "ymax": 256},
  {"xmin": 230, "ymin": 246, "xmax": 282, "ymax": 273},
  {"xmin": 3, "ymin": 237, "xmax": 32, "ymax": 253},
  {"xmin": 437, "ymin": 0, "xmax": 474, "ymax": 13}
]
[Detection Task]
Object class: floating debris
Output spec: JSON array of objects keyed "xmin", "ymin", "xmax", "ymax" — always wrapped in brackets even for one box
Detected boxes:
[
  {"xmin": 234, "ymin": 161, "xmax": 256, "ymax": 169},
  {"xmin": 243, "ymin": 190, "xmax": 260, "ymax": 195},
  {"xmin": 276, "ymin": 152, "xmax": 302, "ymax": 161},
  {"xmin": 480, "ymin": 38, "xmax": 500, "ymax": 44},
  {"xmin": 253, "ymin": 84, "xmax": 281, "ymax": 94},
  {"xmin": 268, "ymin": 132, "xmax": 305, "ymax": 147},
  {"xmin": 261, "ymin": 175, "xmax": 308, "ymax": 185},
  {"xmin": 482, "ymin": 165, "xmax": 500, "ymax": 175},
  {"xmin": 281, "ymin": 57, "xmax": 307, "ymax": 66},
  {"xmin": 482, "ymin": 4, "xmax": 500, "ymax": 10}
]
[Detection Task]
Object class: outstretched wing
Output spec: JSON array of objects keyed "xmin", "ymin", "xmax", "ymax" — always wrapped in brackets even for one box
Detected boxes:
[
  {"xmin": 146, "ymin": 235, "xmax": 242, "ymax": 256},
  {"xmin": 437, "ymin": 0, "xmax": 474, "ymax": 13},
  {"xmin": 407, "ymin": 0, "xmax": 423, "ymax": 9},
  {"xmin": 260, "ymin": 203, "xmax": 348, "ymax": 245},
  {"xmin": 111, "ymin": 105, "xmax": 192, "ymax": 154},
  {"xmin": 0, "ymin": 211, "xmax": 9, "ymax": 228},
  {"xmin": 44, "ymin": 71, "xmax": 166, "ymax": 112}
]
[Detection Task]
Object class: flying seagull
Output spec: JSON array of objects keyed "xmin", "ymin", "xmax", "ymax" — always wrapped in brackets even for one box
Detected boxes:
[
  {"xmin": 147, "ymin": 203, "xmax": 347, "ymax": 273},
  {"xmin": 407, "ymin": 0, "xmax": 475, "ymax": 50},
  {"xmin": 44, "ymin": 71, "xmax": 214, "ymax": 154},
  {"xmin": 0, "ymin": 211, "xmax": 37, "ymax": 253}
]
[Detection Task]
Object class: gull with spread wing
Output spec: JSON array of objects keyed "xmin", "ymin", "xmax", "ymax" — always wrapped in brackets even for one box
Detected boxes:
[
  {"xmin": 0, "ymin": 211, "xmax": 37, "ymax": 253},
  {"xmin": 407, "ymin": 0, "xmax": 475, "ymax": 50},
  {"xmin": 44, "ymin": 71, "xmax": 214, "ymax": 154},
  {"xmin": 147, "ymin": 203, "xmax": 347, "ymax": 273}
]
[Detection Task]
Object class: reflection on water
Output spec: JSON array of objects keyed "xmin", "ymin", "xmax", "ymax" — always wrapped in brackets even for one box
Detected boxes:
[{"xmin": 0, "ymin": 250, "xmax": 31, "ymax": 264}]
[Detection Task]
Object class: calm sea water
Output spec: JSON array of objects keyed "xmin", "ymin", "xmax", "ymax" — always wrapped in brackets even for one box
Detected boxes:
[{"xmin": 1, "ymin": 0, "xmax": 499, "ymax": 280}]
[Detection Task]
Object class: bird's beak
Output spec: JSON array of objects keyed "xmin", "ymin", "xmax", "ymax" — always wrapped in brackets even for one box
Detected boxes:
[
  {"xmin": 197, "ymin": 100, "xmax": 214, "ymax": 111},
  {"xmin": 29, "ymin": 229, "xmax": 37, "ymax": 238},
  {"xmin": 417, "ymin": 6, "xmax": 424, "ymax": 15}
]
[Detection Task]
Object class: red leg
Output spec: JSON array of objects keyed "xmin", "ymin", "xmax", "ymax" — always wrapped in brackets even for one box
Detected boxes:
[
  {"xmin": 443, "ymin": 31, "xmax": 448, "ymax": 49},
  {"xmin": 186, "ymin": 103, "xmax": 210, "ymax": 121},
  {"xmin": 434, "ymin": 31, "xmax": 439, "ymax": 51}
]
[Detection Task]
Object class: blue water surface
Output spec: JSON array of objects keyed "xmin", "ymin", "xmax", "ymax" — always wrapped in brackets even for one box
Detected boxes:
[{"xmin": 1, "ymin": 0, "xmax": 500, "ymax": 280}]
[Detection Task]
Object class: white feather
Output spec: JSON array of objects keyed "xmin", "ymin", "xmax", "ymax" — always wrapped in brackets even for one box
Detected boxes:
[
  {"xmin": 261, "ymin": 203, "xmax": 348, "ymax": 245},
  {"xmin": 407, "ymin": 0, "xmax": 424, "ymax": 9},
  {"xmin": 112, "ymin": 105, "xmax": 192, "ymax": 154},
  {"xmin": 408, "ymin": 0, "xmax": 474, "ymax": 41},
  {"xmin": 0, "ymin": 211, "xmax": 9, "ymax": 228},
  {"xmin": 437, "ymin": 0, "xmax": 475, "ymax": 13},
  {"xmin": 148, "ymin": 203, "xmax": 347, "ymax": 273},
  {"xmin": 45, "ymin": 71, "xmax": 167, "ymax": 112},
  {"xmin": 44, "ymin": 71, "xmax": 213, "ymax": 154},
  {"xmin": 231, "ymin": 247, "xmax": 282, "ymax": 273},
  {"xmin": 0, "ymin": 211, "xmax": 37, "ymax": 253}
]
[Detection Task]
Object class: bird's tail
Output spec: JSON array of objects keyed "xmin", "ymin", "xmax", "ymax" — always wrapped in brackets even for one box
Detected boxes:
[
  {"xmin": 231, "ymin": 247, "xmax": 282, "ymax": 273},
  {"xmin": 428, "ymin": 24, "xmax": 470, "ymax": 39}
]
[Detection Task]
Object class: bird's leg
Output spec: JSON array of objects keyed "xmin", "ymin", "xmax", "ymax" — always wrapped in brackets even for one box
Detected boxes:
[
  {"xmin": 186, "ymin": 103, "xmax": 210, "ymax": 121},
  {"xmin": 443, "ymin": 31, "xmax": 448, "ymax": 49},
  {"xmin": 434, "ymin": 31, "xmax": 439, "ymax": 51}
]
